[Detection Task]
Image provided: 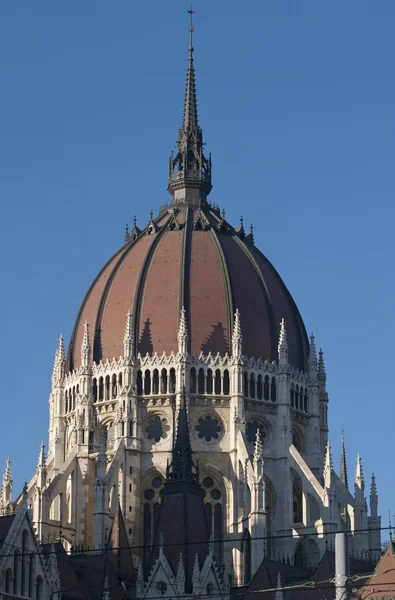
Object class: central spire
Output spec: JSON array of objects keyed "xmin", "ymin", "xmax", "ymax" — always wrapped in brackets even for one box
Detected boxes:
[{"xmin": 168, "ymin": 7, "xmax": 212, "ymax": 207}]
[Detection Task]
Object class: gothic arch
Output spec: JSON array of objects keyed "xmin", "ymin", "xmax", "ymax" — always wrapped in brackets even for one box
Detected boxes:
[{"xmin": 294, "ymin": 537, "xmax": 320, "ymax": 569}]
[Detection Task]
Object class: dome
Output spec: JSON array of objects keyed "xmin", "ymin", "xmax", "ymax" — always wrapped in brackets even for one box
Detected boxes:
[
  {"xmin": 67, "ymin": 39, "xmax": 308, "ymax": 372},
  {"xmin": 67, "ymin": 205, "xmax": 308, "ymax": 372}
]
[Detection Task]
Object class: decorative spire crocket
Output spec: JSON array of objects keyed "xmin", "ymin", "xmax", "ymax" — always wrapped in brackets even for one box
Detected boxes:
[{"xmin": 168, "ymin": 7, "xmax": 212, "ymax": 206}]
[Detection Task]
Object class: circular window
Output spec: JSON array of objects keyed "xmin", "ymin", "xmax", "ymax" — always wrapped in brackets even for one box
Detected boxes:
[
  {"xmin": 152, "ymin": 476, "xmax": 163, "ymax": 489},
  {"xmin": 195, "ymin": 415, "xmax": 222, "ymax": 442},
  {"xmin": 156, "ymin": 582, "xmax": 167, "ymax": 595},
  {"xmin": 203, "ymin": 476, "xmax": 214, "ymax": 488},
  {"xmin": 144, "ymin": 489, "xmax": 154, "ymax": 501},
  {"xmin": 210, "ymin": 489, "xmax": 221, "ymax": 500},
  {"xmin": 145, "ymin": 416, "xmax": 170, "ymax": 443},
  {"xmin": 246, "ymin": 420, "xmax": 267, "ymax": 445}
]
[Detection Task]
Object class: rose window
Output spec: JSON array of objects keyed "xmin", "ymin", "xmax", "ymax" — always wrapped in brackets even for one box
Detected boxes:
[
  {"xmin": 246, "ymin": 420, "xmax": 267, "ymax": 445},
  {"xmin": 145, "ymin": 416, "xmax": 170, "ymax": 443},
  {"xmin": 195, "ymin": 415, "xmax": 222, "ymax": 442}
]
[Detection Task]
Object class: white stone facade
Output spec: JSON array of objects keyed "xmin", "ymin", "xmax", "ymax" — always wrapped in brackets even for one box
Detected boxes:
[{"xmin": 2, "ymin": 308, "xmax": 380, "ymax": 587}]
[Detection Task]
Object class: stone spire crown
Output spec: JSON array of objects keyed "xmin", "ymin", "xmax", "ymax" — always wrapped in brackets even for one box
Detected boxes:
[
  {"xmin": 318, "ymin": 349, "xmax": 326, "ymax": 382},
  {"xmin": 308, "ymin": 333, "xmax": 317, "ymax": 378},
  {"xmin": 232, "ymin": 309, "xmax": 243, "ymax": 359},
  {"xmin": 178, "ymin": 306, "xmax": 188, "ymax": 355},
  {"xmin": 275, "ymin": 572, "xmax": 284, "ymax": 600},
  {"xmin": 168, "ymin": 7, "xmax": 212, "ymax": 206},
  {"xmin": 3, "ymin": 457, "xmax": 11, "ymax": 486},
  {"xmin": 123, "ymin": 309, "xmax": 135, "ymax": 359},
  {"xmin": 340, "ymin": 427, "xmax": 348, "ymax": 489},
  {"xmin": 323, "ymin": 442, "xmax": 333, "ymax": 487},
  {"xmin": 278, "ymin": 318, "xmax": 289, "ymax": 365},
  {"xmin": 52, "ymin": 334, "xmax": 65, "ymax": 384},
  {"xmin": 81, "ymin": 320, "xmax": 91, "ymax": 367},
  {"xmin": 37, "ymin": 442, "xmax": 46, "ymax": 472},
  {"xmin": 355, "ymin": 453, "xmax": 365, "ymax": 489}
]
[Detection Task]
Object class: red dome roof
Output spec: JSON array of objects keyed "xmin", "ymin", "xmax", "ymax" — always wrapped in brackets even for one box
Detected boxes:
[{"xmin": 67, "ymin": 205, "xmax": 308, "ymax": 372}]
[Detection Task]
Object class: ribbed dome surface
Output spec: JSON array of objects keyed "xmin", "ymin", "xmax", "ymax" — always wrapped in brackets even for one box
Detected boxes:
[{"xmin": 67, "ymin": 205, "xmax": 308, "ymax": 372}]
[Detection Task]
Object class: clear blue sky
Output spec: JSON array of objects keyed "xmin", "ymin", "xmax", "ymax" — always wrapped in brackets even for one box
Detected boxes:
[{"xmin": 1, "ymin": 2, "xmax": 394, "ymax": 533}]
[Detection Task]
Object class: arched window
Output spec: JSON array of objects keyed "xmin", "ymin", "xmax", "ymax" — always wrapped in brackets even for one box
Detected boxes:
[
  {"xmin": 13, "ymin": 549, "xmax": 20, "ymax": 595},
  {"xmin": 207, "ymin": 369, "xmax": 213, "ymax": 394},
  {"xmin": 304, "ymin": 390, "xmax": 308, "ymax": 413},
  {"xmin": 129, "ymin": 421, "xmax": 133, "ymax": 437},
  {"xmin": 263, "ymin": 376, "xmax": 270, "ymax": 401},
  {"xmin": 92, "ymin": 379, "xmax": 97, "ymax": 403},
  {"xmin": 296, "ymin": 385, "xmax": 301, "ymax": 409},
  {"xmin": 242, "ymin": 530, "xmax": 251, "ymax": 584},
  {"xmin": 72, "ymin": 386, "xmax": 76, "ymax": 409},
  {"xmin": 152, "ymin": 369, "xmax": 159, "ymax": 395},
  {"xmin": 214, "ymin": 504, "xmax": 222, "ymax": 563},
  {"xmin": 249, "ymin": 374, "xmax": 255, "ymax": 399},
  {"xmin": 290, "ymin": 383, "xmax": 295, "ymax": 407},
  {"xmin": 160, "ymin": 369, "xmax": 167, "ymax": 394},
  {"xmin": 105, "ymin": 376, "xmax": 110, "ymax": 400},
  {"xmin": 118, "ymin": 372, "xmax": 123, "ymax": 387},
  {"xmin": 28, "ymin": 554, "xmax": 34, "ymax": 598},
  {"xmin": 137, "ymin": 370, "xmax": 143, "ymax": 395},
  {"xmin": 271, "ymin": 377, "xmax": 276, "ymax": 402},
  {"xmin": 65, "ymin": 390, "xmax": 69, "ymax": 413},
  {"xmin": 99, "ymin": 377, "xmax": 104, "ymax": 401},
  {"xmin": 21, "ymin": 529, "xmax": 28, "ymax": 596},
  {"xmin": 294, "ymin": 538, "xmax": 320, "ymax": 569},
  {"xmin": 202, "ymin": 476, "xmax": 224, "ymax": 564},
  {"xmin": 257, "ymin": 375, "xmax": 263, "ymax": 400},
  {"xmin": 112, "ymin": 374, "xmax": 117, "ymax": 398},
  {"xmin": 190, "ymin": 368, "xmax": 197, "ymax": 394},
  {"xmin": 243, "ymin": 372, "xmax": 249, "ymax": 397},
  {"xmin": 223, "ymin": 370, "xmax": 230, "ymax": 395},
  {"xmin": 5, "ymin": 569, "xmax": 12, "ymax": 594},
  {"xmin": 169, "ymin": 368, "xmax": 176, "ymax": 394},
  {"xmin": 293, "ymin": 480, "xmax": 303, "ymax": 524},
  {"xmin": 198, "ymin": 368, "xmax": 205, "ymax": 394},
  {"xmin": 144, "ymin": 370, "xmax": 151, "ymax": 395},
  {"xmin": 142, "ymin": 475, "xmax": 165, "ymax": 566},
  {"xmin": 215, "ymin": 370, "xmax": 221, "ymax": 395},
  {"xmin": 36, "ymin": 575, "xmax": 43, "ymax": 600}
]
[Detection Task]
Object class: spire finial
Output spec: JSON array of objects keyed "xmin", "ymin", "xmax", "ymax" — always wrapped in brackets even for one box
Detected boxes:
[
  {"xmin": 232, "ymin": 309, "xmax": 243, "ymax": 359},
  {"xmin": 123, "ymin": 309, "xmax": 135, "ymax": 359},
  {"xmin": 188, "ymin": 5, "xmax": 195, "ymax": 57},
  {"xmin": 178, "ymin": 306, "xmax": 188, "ymax": 355},
  {"xmin": 81, "ymin": 320, "xmax": 91, "ymax": 368},
  {"xmin": 52, "ymin": 334, "xmax": 65, "ymax": 384},
  {"xmin": 340, "ymin": 426, "xmax": 348, "ymax": 489},
  {"xmin": 278, "ymin": 318, "xmax": 289, "ymax": 366},
  {"xmin": 318, "ymin": 348, "xmax": 326, "ymax": 381},
  {"xmin": 37, "ymin": 441, "xmax": 46, "ymax": 471},
  {"xmin": 323, "ymin": 441, "xmax": 333, "ymax": 488},
  {"xmin": 168, "ymin": 6, "xmax": 212, "ymax": 204},
  {"xmin": 355, "ymin": 453, "xmax": 365, "ymax": 489},
  {"xmin": 308, "ymin": 333, "xmax": 317, "ymax": 378}
]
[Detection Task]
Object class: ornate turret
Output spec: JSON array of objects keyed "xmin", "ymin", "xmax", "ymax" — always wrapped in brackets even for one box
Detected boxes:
[
  {"xmin": 36, "ymin": 442, "xmax": 47, "ymax": 490},
  {"xmin": 278, "ymin": 318, "xmax": 289, "ymax": 366},
  {"xmin": 52, "ymin": 335, "xmax": 65, "ymax": 386},
  {"xmin": 2, "ymin": 458, "xmax": 12, "ymax": 507},
  {"xmin": 323, "ymin": 442, "xmax": 333, "ymax": 489},
  {"xmin": 370, "ymin": 473, "xmax": 378, "ymax": 517},
  {"xmin": 178, "ymin": 307, "xmax": 188, "ymax": 356},
  {"xmin": 308, "ymin": 333, "xmax": 317, "ymax": 380},
  {"xmin": 232, "ymin": 309, "xmax": 243, "ymax": 359},
  {"xmin": 81, "ymin": 320, "xmax": 91, "ymax": 368},
  {"xmin": 340, "ymin": 427, "xmax": 348, "ymax": 489},
  {"xmin": 123, "ymin": 310, "xmax": 135, "ymax": 360},
  {"xmin": 168, "ymin": 8, "xmax": 212, "ymax": 206}
]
